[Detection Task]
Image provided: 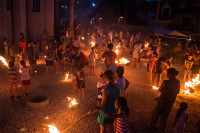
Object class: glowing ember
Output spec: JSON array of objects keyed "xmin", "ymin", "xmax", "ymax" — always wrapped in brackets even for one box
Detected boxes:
[
  {"xmin": 47, "ymin": 125, "xmax": 60, "ymax": 133},
  {"xmin": 0, "ymin": 56, "xmax": 8, "ymax": 68},
  {"xmin": 119, "ymin": 57, "xmax": 130, "ymax": 64},
  {"xmin": 65, "ymin": 72, "xmax": 69, "ymax": 80},
  {"xmin": 67, "ymin": 97, "xmax": 78, "ymax": 108},
  {"xmin": 44, "ymin": 56, "xmax": 47, "ymax": 59},
  {"xmin": 91, "ymin": 41, "xmax": 95, "ymax": 47},
  {"xmin": 81, "ymin": 37, "xmax": 85, "ymax": 40},
  {"xmin": 152, "ymin": 86, "xmax": 159, "ymax": 90},
  {"xmin": 145, "ymin": 42, "xmax": 149, "ymax": 48}
]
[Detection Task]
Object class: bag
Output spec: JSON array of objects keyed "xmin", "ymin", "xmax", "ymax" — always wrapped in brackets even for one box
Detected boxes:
[{"xmin": 124, "ymin": 78, "xmax": 129, "ymax": 92}]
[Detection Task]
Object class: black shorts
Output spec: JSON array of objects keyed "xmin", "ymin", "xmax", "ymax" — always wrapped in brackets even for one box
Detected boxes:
[
  {"xmin": 77, "ymin": 80, "xmax": 85, "ymax": 89},
  {"xmin": 46, "ymin": 60, "xmax": 54, "ymax": 66},
  {"xmin": 192, "ymin": 65, "xmax": 200, "ymax": 74}
]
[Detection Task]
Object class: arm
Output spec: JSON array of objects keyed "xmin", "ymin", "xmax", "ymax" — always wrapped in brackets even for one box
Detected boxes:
[
  {"xmin": 99, "ymin": 88, "xmax": 108, "ymax": 108},
  {"xmin": 77, "ymin": 71, "xmax": 80, "ymax": 79},
  {"xmin": 184, "ymin": 60, "xmax": 187, "ymax": 69}
]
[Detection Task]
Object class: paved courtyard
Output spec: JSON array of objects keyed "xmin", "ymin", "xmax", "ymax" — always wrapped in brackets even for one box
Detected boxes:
[{"xmin": 0, "ymin": 47, "xmax": 200, "ymax": 133}]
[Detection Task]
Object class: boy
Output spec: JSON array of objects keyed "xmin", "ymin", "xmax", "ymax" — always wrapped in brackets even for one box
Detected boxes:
[
  {"xmin": 8, "ymin": 61, "xmax": 20, "ymax": 100},
  {"xmin": 20, "ymin": 60, "xmax": 31, "ymax": 97},
  {"xmin": 89, "ymin": 47, "xmax": 97, "ymax": 75},
  {"xmin": 184, "ymin": 54, "xmax": 193, "ymax": 81}
]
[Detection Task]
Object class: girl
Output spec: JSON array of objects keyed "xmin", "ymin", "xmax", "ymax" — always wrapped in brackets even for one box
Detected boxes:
[
  {"xmin": 20, "ymin": 60, "xmax": 31, "ymax": 97},
  {"xmin": 173, "ymin": 102, "xmax": 189, "ymax": 133},
  {"xmin": 76, "ymin": 63, "xmax": 85, "ymax": 99},
  {"xmin": 149, "ymin": 51, "xmax": 158, "ymax": 84},
  {"xmin": 96, "ymin": 97, "xmax": 130, "ymax": 133}
]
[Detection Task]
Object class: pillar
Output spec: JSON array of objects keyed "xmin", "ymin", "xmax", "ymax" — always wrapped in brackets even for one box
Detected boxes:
[{"xmin": 68, "ymin": 0, "xmax": 75, "ymax": 37}]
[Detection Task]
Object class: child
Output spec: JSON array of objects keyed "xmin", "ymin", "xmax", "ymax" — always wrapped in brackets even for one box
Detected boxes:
[
  {"xmin": 96, "ymin": 97, "xmax": 130, "ymax": 133},
  {"xmin": 97, "ymin": 74, "xmax": 107, "ymax": 105},
  {"xmin": 76, "ymin": 63, "xmax": 85, "ymax": 99},
  {"xmin": 149, "ymin": 51, "xmax": 158, "ymax": 84},
  {"xmin": 20, "ymin": 60, "xmax": 31, "ymax": 97},
  {"xmin": 8, "ymin": 61, "xmax": 20, "ymax": 100},
  {"xmin": 173, "ymin": 102, "xmax": 189, "ymax": 133},
  {"xmin": 184, "ymin": 54, "xmax": 193, "ymax": 81},
  {"xmin": 89, "ymin": 47, "xmax": 97, "ymax": 75},
  {"xmin": 116, "ymin": 66, "xmax": 126, "ymax": 95}
]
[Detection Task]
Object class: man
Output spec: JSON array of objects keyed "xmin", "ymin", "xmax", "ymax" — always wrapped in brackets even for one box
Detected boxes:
[{"xmin": 95, "ymin": 34, "xmax": 103, "ymax": 55}]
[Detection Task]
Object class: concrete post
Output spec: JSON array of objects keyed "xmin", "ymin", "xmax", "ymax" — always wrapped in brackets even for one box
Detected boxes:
[{"xmin": 68, "ymin": 0, "xmax": 75, "ymax": 37}]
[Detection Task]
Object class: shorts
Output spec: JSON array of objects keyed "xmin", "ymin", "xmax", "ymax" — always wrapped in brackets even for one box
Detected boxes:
[
  {"xmin": 46, "ymin": 60, "xmax": 54, "ymax": 66},
  {"xmin": 192, "ymin": 65, "xmax": 200, "ymax": 74},
  {"xmin": 9, "ymin": 82, "xmax": 18, "ymax": 89},
  {"xmin": 90, "ymin": 61, "xmax": 95, "ymax": 66},
  {"xmin": 77, "ymin": 80, "xmax": 85, "ymax": 89},
  {"xmin": 22, "ymin": 79, "xmax": 31, "ymax": 85},
  {"xmin": 184, "ymin": 70, "xmax": 192, "ymax": 75}
]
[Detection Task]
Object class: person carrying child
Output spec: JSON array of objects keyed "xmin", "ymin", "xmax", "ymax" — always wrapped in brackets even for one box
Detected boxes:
[
  {"xmin": 96, "ymin": 97, "xmax": 130, "ymax": 133},
  {"xmin": 97, "ymin": 74, "xmax": 107, "ymax": 106},
  {"xmin": 20, "ymin": 60, "xmax": 31, "ymax": 97},
  {"xmin": 8, "ymin": 61, "xmax": 20, "ymax": 100},
  {"xmin": 172, "ymin": 102, "xmax": 189, "ymax": 133},
  {"xmin": 89, "ymin": 47, "xmax": 97, "ymax": 75},
  {"xmin": 76, "ymin": 63, "xmax": 85, "ymax": 99},
  {"xmin": 184, "ymin": 54, "xmax": 193, "ymax": 81}
]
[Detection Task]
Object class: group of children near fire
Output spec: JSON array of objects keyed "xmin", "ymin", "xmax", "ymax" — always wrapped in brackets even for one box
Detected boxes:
[{"xmin": 3, "ymin": 31, "xmax": 200, "ymax": 133}]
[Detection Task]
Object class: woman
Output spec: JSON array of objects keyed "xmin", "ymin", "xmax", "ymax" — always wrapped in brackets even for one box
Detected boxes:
[
  {"xmin": 55, "ymin": 44, "xmax": 63, "ymax": 74},
  {"xmin": 97, "ymin": 70, "xmax": 120, "ymax": 133},
  {"xmin": 150, "ymin": 68, "xmax": 180, "ymax": 132}
]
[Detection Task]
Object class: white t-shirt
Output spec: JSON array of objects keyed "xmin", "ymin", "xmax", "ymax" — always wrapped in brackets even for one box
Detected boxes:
[
  {"xmin": 21, "ymin": 67, "xmax": 30, "ymax": 80},
  {"xmin": 116, "ymin": 77, "xmax": 125, "ymax": 94},
  {"xmin": 89, "ymin": 51, "xmax": 96, "ymax": 62}
]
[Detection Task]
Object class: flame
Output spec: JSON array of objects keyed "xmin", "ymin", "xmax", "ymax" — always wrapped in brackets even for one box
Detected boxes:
[
  {"xmin": 67, "ymin": 97, "xmax": 78, "ymax": 108},
  {"xmin": 145, "ymin": 42, "xmax": 149, "ymax": 48},
  {"xmin": 81, "ymin": 37, "xmax": 85, "ymax": 40},
  {"xmin": 0, "ymin": 56, "xmax": 8, "ymax": 68},
  {"xmin": 19, "ymin": 69, "xmax": 22, "ymax": 73},
  {"xmin": 115, "ymin": 49, "xmax": 118, "ymax": 55},
  {"xmin": 184, "ymin": 74, "xmax": 200, "ymax": 95},
  {"xmin": 91, "ymin": 41, "xmax": 95, "ymax": 47},
  {"xmin": 115, "ymin": 60, "xmax": 118, "ymax": 64},
  {"xmin": 44, "ymin": 56, "xmax": 47, "ymax": 59},
  {"xmin": 47, "ymin": 125, "xmax": 60, "ymax": 133},
  {"xmin": 65, "ymin": 72, "xmax": 69, "ymax": 80},
  {"xmin": 152, "ymin": 86, "xmax": 159, "ymax": 90},
  {"xmin": 119, "ymin": 57, "xmax": 130, "ymax": 64}
]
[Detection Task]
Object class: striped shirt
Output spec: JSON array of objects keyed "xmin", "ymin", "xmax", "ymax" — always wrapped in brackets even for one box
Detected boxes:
[
  {"xmin": 116, "ymin": 112, "xmax": 130, "ymax": 133},
  {"xmin": 8, "ymin": 69, "xmax": 18, "ymax": 83}
]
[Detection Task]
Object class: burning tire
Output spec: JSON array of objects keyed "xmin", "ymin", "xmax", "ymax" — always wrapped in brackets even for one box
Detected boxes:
[{"xmin": 25, "ymin": 96, "xmax": 49, "ymax": 108}]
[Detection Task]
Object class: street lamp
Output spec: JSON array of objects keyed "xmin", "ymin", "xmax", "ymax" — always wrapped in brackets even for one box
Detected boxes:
[
  {"xmin": 90, "ymin": 18, "xmax": 95, "ymax": 25},
  {"xmin": 118, "ymin": 16, "xmax": 123, "ymax": 24},
  {"xmin": 99, "ymin": 17, "xmax": 102, "ymax": 25}
]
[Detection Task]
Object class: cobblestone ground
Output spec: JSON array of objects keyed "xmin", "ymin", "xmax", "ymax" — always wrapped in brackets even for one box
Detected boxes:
[{"xmin": 0, "ymin": 47, "xmax": 200, "ymax": 133}]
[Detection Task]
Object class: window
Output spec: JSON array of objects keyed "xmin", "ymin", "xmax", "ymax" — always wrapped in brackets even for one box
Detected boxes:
[
  {"xmin": 33, "ymin": 0, "xmax": 40, "ymax": 12},
  {"xmin": 7, "ymin": 0, "xmax": 11, "ymax": 10}
]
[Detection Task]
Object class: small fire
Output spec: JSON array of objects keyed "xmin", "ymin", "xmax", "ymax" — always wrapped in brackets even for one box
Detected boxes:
[
  {"xmin": 47, "ymin": 125, "xmax": 60, "ymax": 133},
  {"xmin": 184, "ymin": 74, "xmax": 200, "ymax": 95},
  {"xmin": 0, "ymin": 56, "xmax": 8, "ymax": 68},
  {"xmin": 67, "ymin": 97, "xmax": 78, "ymax": 108},
  {"xmin": 65, "ymin": 72, "xmax": 69, "ymax": 80},
  {"xmin": 115, "ymin": 49, "xmax": 118, "ymax": 55},
  {"xmin": 152, "ymin": 86, "xmax": 159, "ymax": 90},
  {"xmin": 91, "ymin": 41, "xmax": 95, "ymax": 47},
  {"xmin": 145, "ymin": 42, "xmax": 149, "ymax": 48},
  {"xmin": 119, "ymin": 57, "xmax": 130, "ymax": 65},
  {"xmin": 19, "ymin": 69, "xmax": 22, "ymax": 73},
  {"xmin": 115, "ymin": 60, "xmax": 118, "ymax": 64},
  {"xmin": 81, "ymin": 37, "xmax": 85, "ymax": 40}
]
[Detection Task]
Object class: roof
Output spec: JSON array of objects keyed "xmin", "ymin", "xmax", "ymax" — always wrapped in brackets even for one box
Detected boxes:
[{"xmin": 152, "ymin": 29, "xmax": 190, "ymax": 39}]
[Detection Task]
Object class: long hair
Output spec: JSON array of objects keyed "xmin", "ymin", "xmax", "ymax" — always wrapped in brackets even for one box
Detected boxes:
[
  {"xmin": 103, "ymin": 70, "xmax": 116, "ymax": 88},
  {"xmin": 117, "ymin": 97, "xmax": 129, "ymax": 117},
  {"xmin": 174, "ymin": 102, "xmax": 188, "ymax": 124}
]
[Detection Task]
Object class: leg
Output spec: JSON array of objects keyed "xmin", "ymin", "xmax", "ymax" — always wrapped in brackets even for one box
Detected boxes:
[
  {"xmin": 136, "ymin": 58, "xmax": 139, "ymax": 68},
  {"xmin": 106, "ymin": 123, "xmax": 114, "ymax": 133},
  {"xmin": 100, "ymin": 125, "xmax": 105, "ymax": 133},
  {"xmin": 150, "ymin": 104, "xmax": 162, "ymax": 131},
  {"xmin": 188, "ymin": 74, "xmax": 191, "ymax": 81},
  {"xmin": 81, "ymin": 88, "xmax": 85, "ymax": 98},
  {"xmin": 184, "ymin": 73, "xmax": 187, "ymax": 81},
  {"xmin": 159, "ymin": 107, "xmax": 171, "ymax": 132}
]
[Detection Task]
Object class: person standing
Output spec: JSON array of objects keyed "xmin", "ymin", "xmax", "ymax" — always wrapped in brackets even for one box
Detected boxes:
[
  {"xmin": 19, "ymin": 33, "xmax": 26, "ymax": 52},
  {"xmin": 55, "ymin": 44, "xmax": 63, "ymax": 74},
  {"xmin": 132, "ymin": 42, "xmax": 142, "ymax": 68},
  {"xmin": 41, "ymin": 31, "xmax": 47, "ymax": 52},
  {"xmin": 3, "ymin": 37, "xmax": 8, "ymax": 58},
  {"xmin": 25, "ymin": 42, "xmax": 35, "ymax": 75},
  {"xmin": 45, "ymin": 42, "xmax": 54, "ymax": 74},
  {"xmin": 96, "ymin": 34, "xmax": 103, "ymax": 56},
  {"xmin": 150, "ymin": 68, "xmax": 180, "ymax": 132}
]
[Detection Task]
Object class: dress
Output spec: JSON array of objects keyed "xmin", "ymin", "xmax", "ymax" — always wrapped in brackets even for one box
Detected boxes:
[{"xmin": 97, "ymin": 85, "xmax": 120, "ymax": 126}]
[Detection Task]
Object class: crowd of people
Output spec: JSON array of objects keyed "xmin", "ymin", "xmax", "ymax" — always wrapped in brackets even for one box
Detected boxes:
[{"xmin": 1, "ymin": 28, "xmax": 200, "ymax": 133}]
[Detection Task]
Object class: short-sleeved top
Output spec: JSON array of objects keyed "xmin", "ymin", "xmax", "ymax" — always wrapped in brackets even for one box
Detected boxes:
[
  {"xmin": 185, "ymin": 59, "xmax": 193, "ymax": 69},
  {"xmin": 158, "ymin": 79, "xmax": 180, "ymax": 108},
  {"xmin": 175, "ymin": 112, "xmax": 188, "ymax": 128},
  {"xmin": 102, "ymin": 85, "xmax": 120, "ymax": 115},
  {"xmin": 8, "ymin": 69, "xmax": 18, "ymax": 83},
  {"xmin": 102, "ymin": 51, "xmax": 117, "ymax": 64},
  {"xmin": 116, "ymin": 78, "xmax": 125, "ymax": 94},
  {"xmin": 132, "ymin": 44, "xmax": 141, "ymax": 54},
  {"xmin": 20, "ymin": 67, "xmax": 30, "ymax": 80},
  {"xmin": 89, "ymin": 51, "xmax": 96, "ymax": 62}
]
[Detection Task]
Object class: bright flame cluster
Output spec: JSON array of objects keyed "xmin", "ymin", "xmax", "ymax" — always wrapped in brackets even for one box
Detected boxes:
[
  {"xmin": 47, "ymin": 125, "xmax": 60, "ymax": 133},
  {"xmin": 0, "ymin": 56, "xmax": 8, "ymax": 68},
  {"xmin": 152, "ymin": 86, "xmax": 159, "ymax": 90},
  {"xmin": 144, "ymin": 42, "xmax": 149, "ymax": 48},
  {"xmin": 65, "ymin": 72, "xmax": 69, "ymax": 80},
  {"xmin": 67, "ymin": 97, "xmax": 78, "ymax": 108},
  {"xmin": 118, "ymin": 57, "xmax": 130, "ymax": 65},
  {"xmin": 184, "ymin": 74, "xmax": 200, "ymax": 95},
  {"xmin": 91, "ymin": 41, "xmax": 95, "ymax": 47}
]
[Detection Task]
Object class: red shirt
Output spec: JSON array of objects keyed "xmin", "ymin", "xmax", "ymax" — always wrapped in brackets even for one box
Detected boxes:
[{"xmin": 102, "ymin": 50, "xmax": 117, "ymax": 64}]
